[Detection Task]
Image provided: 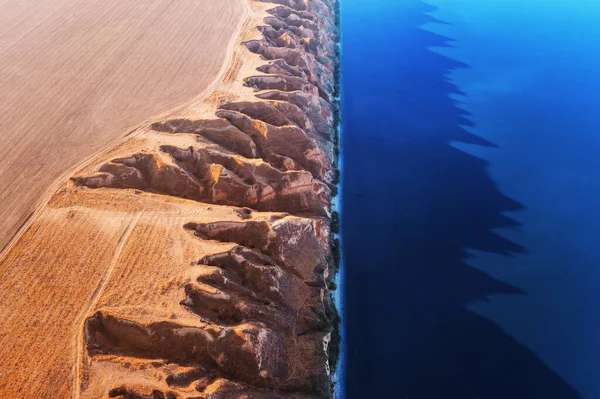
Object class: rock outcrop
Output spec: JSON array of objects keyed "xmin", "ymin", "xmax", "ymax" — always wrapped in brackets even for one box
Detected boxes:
[{"xmin": 72, "ymin": 0, "xmax": 340, "ymax": 398}]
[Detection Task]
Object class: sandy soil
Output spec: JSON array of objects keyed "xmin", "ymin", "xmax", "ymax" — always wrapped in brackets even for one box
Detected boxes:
[
  {"xmin": 0, "ymin": 0, "xmax": 339, "ymax": 397},
  {"xmin": 0, "ymin": 183, "xmax": 257, "ymax": 398},
  {"xmin": 0, "ymin": 0, "xmax": 245, "ymax": 251}
]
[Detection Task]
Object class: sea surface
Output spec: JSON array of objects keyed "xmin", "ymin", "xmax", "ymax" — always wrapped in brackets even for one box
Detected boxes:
[{"xmin": 341, "ymin": 0, "xmax": 600, "ymax": 398}]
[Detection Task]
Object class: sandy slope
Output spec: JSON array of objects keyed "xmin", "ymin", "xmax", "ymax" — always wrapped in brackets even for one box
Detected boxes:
[{"xmin": 0, "ymin": 0, "xmax": 244, "ymax": 251}]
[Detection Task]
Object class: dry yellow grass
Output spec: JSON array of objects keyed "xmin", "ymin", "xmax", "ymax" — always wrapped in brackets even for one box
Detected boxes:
[
  {"xmin": 0, "ymin": 184, "xmax": 258, "ymax": 397},
  {"xmin": 0, "ymin": 201, "xmax": 132, "ymax": 397},
  {"xmin": 0, "ymin": 0, "xmax": 245, "ymax": 251}
]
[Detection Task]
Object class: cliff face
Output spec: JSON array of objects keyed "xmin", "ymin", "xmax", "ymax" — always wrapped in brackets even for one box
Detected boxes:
[{"xmin": 69, "ymin": 0, "xmax": 341, "ymax": 398}]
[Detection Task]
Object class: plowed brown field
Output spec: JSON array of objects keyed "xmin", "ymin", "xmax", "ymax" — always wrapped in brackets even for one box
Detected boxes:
[{"xmin": 0, "ymin": 0, "xmax": 244, "ymax": 251}]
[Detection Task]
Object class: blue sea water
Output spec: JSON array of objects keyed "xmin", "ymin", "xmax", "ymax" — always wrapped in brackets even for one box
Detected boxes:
[{"xmin": 341, "ymin": 0, "xmax": 600, "ymax": 398}]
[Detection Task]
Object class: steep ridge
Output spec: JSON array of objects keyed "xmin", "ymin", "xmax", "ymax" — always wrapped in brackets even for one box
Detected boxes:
[{"xmin": 62, "ymin": 0, "xmax": 341, "ymax": 398}]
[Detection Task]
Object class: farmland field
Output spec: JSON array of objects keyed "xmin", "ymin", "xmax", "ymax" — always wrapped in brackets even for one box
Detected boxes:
[{"xmin": 0, "ymin": 0, "xmax": 244, "ymax": 252}]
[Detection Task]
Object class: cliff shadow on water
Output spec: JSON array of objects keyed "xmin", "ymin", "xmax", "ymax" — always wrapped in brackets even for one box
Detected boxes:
[{"xmin": 341, "ymin": 1, "xmax": 582, "ymax": 398}]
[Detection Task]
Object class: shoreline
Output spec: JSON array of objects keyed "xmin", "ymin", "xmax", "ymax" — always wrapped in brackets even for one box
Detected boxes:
[
  {"xmin": 331, "ymin": 123, "xmax": 345, "ymax": 399},
  {"xmin": 330, "ymin": 0, "xmax": 344, "ymax": 395}
]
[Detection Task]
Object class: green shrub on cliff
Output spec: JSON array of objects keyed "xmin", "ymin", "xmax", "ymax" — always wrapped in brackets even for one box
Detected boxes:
[
  {"xmin": 331, "ymin": 211, "xmax": 340, "ymax": 234},
  {"xmin": 328, "ymin": 280, "xmax": 338, "ymax": 291},
  {"xmin": 327, "ymin": 237, "xmax": 341, "ymax": 276}
]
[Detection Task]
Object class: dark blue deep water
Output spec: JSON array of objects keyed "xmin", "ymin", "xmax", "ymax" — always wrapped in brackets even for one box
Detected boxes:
[{"xmin": 341, "ymin": 1, "xmax": 600, "ymax": 398}]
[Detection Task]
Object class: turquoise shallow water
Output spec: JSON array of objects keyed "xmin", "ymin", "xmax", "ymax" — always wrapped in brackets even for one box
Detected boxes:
[{"xmin": 341, "ymin": 0, "xmax": 600, "ymax": 397}]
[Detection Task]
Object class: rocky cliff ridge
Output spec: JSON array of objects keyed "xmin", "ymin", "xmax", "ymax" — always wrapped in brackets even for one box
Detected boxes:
[{"xmin": 72, "ymin": 0, "xmax": 340, "ymax": 397}]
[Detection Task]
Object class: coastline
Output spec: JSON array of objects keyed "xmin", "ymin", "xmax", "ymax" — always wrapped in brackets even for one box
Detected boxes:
[
  {"xmin": 330, "ymin": 0, "xmax": 344, "ymax": 395},
  {"xmin": 0, "ymin": 0, "xmax": 342, "ymax": 398},
  {"xmin": 330, "ymin": 123, "xmax": 344, "ymax": 399}
]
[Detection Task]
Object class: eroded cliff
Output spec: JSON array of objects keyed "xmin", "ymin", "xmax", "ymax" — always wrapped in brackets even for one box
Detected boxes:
[{"xmin": 65, "ymin": 0, "xmax": 341, "ymax": 397}]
